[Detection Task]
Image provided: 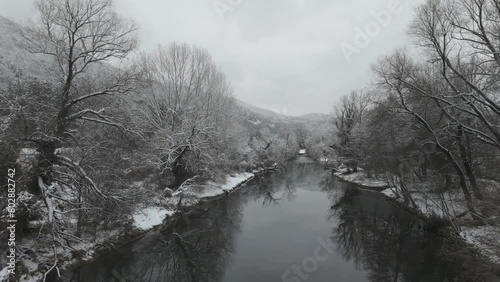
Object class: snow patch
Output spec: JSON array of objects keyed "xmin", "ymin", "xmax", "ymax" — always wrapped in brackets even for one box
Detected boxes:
[
  {"xmin": 222, "ymin": 173, "xmax": 254, "ymax": 190},
  {"xmin": 21, "ymin": 259, "xmax": 38, "ymax": 272},
  {"xmin": 335, "ymin": 171, "xmax": 388, "ymax": 188},
  {"xmin": 461, "ymin": 225, "xmax": 500, "ymax": 264},
  {"xmin": 249, "ymin": 119, "xmax": 262, "ymax": 125},
  {"xmin": 382, "ymin": 186, "xmax": 468, "ymax": 218},
  {"xmin": 198, "ymin": 173, "xmax": 255, "ymax": 198},
  {"xmin": 382, "ymin": 188, "xmax": 397, "ymax": 198},
  {"xmin": 133, "ymin": 207, "xmax": 174, "ymax": 230},
  {"xmin": 0, "ymin": 267, "xmax": 9, "ymax": 282}
]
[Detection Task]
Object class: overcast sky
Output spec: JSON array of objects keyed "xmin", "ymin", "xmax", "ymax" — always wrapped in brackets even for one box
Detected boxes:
[{"xmin": 0, "ymin": 0, "xmax": 420, "ymax": 116}]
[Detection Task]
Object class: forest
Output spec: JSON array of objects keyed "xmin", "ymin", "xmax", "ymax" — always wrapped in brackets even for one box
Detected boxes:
[
  {"xmin": 330, "ymin": 0, "xmax": 500, "ymax": 263},
  {"xmin": 2, "ymin": 0, "xmax": 500, "ymax": 281},
  {"xmin": 0, "ymin": 0, "xmax": 331, "ymax": 280}
]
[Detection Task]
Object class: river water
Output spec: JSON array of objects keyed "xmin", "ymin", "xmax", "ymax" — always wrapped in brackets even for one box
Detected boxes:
[{"xmin": 60, "ymin": 156, "xmax": 474, "ymax": 282}]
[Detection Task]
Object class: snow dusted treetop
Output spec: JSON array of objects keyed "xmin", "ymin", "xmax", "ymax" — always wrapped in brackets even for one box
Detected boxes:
[{"xmin": 18, "ymin": 0, "xmax": 138, "ymax": 138}]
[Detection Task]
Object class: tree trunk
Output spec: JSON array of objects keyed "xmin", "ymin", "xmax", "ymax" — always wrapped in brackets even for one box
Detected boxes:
[
  {"xmin": 33, "ymin": 140, "xmax": 57, "ymax": 193},
  {"xmin": 171, "ymin": 146, "xmax": 190, "ymax": 188},
  {"xmin": 447, "ymin": 155, "xmax": 480, "ymax": 219},
  {"xmin": 407, "ymin": 110, "xmax": 479, "ymax": 219},
  {"xmin": 173, "ymin": 162, "xmax": 189, "ymax": 188},
  {"xmin": 457, "ymin": 126, "xmax": 483, "ymax": 200}
]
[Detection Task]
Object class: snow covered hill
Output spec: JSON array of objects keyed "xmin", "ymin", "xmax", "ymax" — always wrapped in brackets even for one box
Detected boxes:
[
  {"xmin": 0, "ymin": 16, "xmax": 55, "ymax": 87},
  {"xmin": 236, "ymin": 98, "xmax": 331, "ymax": 132}
]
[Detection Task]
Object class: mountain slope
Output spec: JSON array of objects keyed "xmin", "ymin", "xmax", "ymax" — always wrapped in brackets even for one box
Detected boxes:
[
  {"xmin": 235, "ymin": 99, "xmax": 288, "ymax": 123},
  {"xmin": 0, "ymin": 16, "xmax": 55, "ymax": 87},
  {"xmin": 236, "ymin": 98, "xmax": 331, "ymax": 132}
]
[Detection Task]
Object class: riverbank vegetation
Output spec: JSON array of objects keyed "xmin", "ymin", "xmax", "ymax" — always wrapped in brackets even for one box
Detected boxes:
[
  {"xmin": 0, "ymin": 0, "xmax": 324, "ymax": 280},
  {"xmin": 330, "ymin": 0, "xmax": 500, "ymax": 266}
]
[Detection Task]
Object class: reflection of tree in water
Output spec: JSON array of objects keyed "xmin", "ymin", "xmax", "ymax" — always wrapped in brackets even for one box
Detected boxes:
[
  {"xmin": 153, "ymin": 196, "xmax": 244, "ymax": 282},
  {"xmin": 246, "ymin": 161, "xmax": 326, "ymax": 206},
  {"xmin": 63, "ymin": 160, "xmax": 335, "ymax": 282},
  {"xmin": 247, "ymin": 176, "xmax": 283, "ymax": 207},
  {"xmin": 64, "ymin": 191, "xmax": 246, "ymax": 282},
  {"xmin": 64, "ymin": 164, "xmax": 323, "ymax": 282},
  {"xmin": 326, "ymin": 186, "xmax": 456, "ymax": 282}
]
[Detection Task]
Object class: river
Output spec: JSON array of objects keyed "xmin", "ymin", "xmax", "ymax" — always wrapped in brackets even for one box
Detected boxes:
[{"xmin": 60, "ymin": 156, "xmax": 477, "ymax": 282}]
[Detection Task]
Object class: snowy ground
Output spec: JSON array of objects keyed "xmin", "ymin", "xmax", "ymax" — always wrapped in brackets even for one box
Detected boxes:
[
  {"xmin": 334, "ymin": 168, "xmax": 500, "ymax": 268},
  {"xmin": 178, "ymin": 172, "xmax": 255, "ymax": 199},
  {"xmin": 334, "ymin": 169, "xmax": 389, "ymax": 189},
  {"xmin": 381, "ymin": 187, "xmax": 468, "ymax": 218},
  {"xmin": 131, "ymin": 172, "xmax": 255, "ymax": 231},
  {"xmin": 381, "ymin": 180, "xmax": 500, "ymax": 267},
  {"xmin": 0, "ymin": 269, "xmax": 8, "ymax": 282},
  {"xmin": 461, "ymin": 225, "xmax": 500, "ymax": 265},
  {"xmin": 132, "ymin": 207, "xmax": 175, "ymax": 230},
  {"xmin": 7, "ymin": 171, "xmax": 260, "ymax": 282}
]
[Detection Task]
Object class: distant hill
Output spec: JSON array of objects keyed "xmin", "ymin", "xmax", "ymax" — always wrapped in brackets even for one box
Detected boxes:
[
  {"xmin": 0, "ymin": 16, "xmax": 115, "ymax": 88},
  {"xmin": 236, "ymin": 98, "xmax": 331, "ymax": 132},
  {"xmin": 0, "ymin": 16, "xmax": 55, "ymax": 87},
  {"xmin": 234, "ymin": 98, "xmax": 332, "ymax": 156},
  {"xmin": 295, "ymin": 113, "xmax": 331, "ymax": 123},
  {"xmin": 235, "ymin": 99, "xmax": 288, "ymax": 123},
  {"xmin": 0, "ymin": 16, "xmax": 332, "ymax": 138}
]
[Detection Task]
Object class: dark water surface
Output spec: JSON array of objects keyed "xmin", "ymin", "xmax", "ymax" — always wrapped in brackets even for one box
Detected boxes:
[{"xmin": 61, "ymin": 156, "xmax": 468, "ymax": 282}]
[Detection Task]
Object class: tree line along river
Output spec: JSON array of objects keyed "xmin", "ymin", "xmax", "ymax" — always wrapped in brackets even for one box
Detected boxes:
[{"xmin": 58, "ymin": 156, "xmax": 496, "ymax": 282}]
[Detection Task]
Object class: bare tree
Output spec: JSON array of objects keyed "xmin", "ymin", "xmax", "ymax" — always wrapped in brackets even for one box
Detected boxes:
[
  {"xmin": 17, "ymin": 0, "xmax": 139, "ymax": 188},
  {"xmin": 333, "ymin": 89, "xmax": 371, "ymax": 160},
  {"xmin": 373, "ymin": 50, "xmax": 481, "ymax": 217},
  {"xmin": 138, "ymin": 43, "xmax": 236, "ymax": 189},
  {"xmin": 14, "ymin": 0, "xmax": 138, "ymax": 278},
  {"xmin": 20, "ymin": 0, "xmax": 138, "ymax": 137},
  {"xmin": 410, "ymin": 0, "xmax": 500, "ymax": 148}
]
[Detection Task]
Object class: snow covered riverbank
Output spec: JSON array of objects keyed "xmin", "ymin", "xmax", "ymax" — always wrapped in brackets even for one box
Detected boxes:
[
  {"xmin": 333, "ymin": 169, "xmax": 389, "ymax": 189},
  {"xmin": 8, "ymin": 168, "xmax": 274, "ymax": 282},
  {"xmin": 334, "ymin": 169, "xmax": 500, "ymax": 269},
  {"xmin": 131, "ymin": 172, "xmax": 256, "ymax": 231}
]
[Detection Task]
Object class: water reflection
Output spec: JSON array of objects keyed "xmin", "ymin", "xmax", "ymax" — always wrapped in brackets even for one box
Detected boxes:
[
  {"xmin": 247, "ymin": 160, "xmax": 322, "ymax": 206},
  {"xmin": 326, "ymin": 183, "xmax": 454, "ymax": 282},
  {"xmin": 60, "ymin": 158, "xmax": 489, "ymax": 282},
  {"xmin": 64, "ymin": 190, "xmax": 246, "ymax": 282}
]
